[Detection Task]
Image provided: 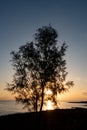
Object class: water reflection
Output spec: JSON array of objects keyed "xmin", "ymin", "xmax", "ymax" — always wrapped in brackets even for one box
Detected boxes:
[
  {"xmin": 0, "ymin": 100, "xmax": 87, "ymax": 116},
  {"xmin": 59, "ymin": 101, "xmax": 87, "ymax": 109}
]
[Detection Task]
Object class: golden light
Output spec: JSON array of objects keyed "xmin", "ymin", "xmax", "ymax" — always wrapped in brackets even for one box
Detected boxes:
[
  {"xmin": 44, "ymin": 88, "xmax": 54, "ymax": 110},
  {"xmin": 45, "ymin": 89, "xmax": 52, "ymax": 95},
  {"xmin": 46, "ymin": 100, "xmax": 54, "ymax": 110}
]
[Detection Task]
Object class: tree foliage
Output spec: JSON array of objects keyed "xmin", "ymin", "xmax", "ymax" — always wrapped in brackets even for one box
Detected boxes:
[{"xmin": 7, "ymin": 25, "xmax": 74, "ymax": 112}]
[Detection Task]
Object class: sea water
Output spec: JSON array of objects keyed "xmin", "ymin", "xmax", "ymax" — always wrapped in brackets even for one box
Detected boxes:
[
  {"xmin": 0, "ymin": 100, "xmax": 27, "ymax": 116},
  {"xmin": 0, "ymin": 100, "xmax": 87, "ymax": 116}
]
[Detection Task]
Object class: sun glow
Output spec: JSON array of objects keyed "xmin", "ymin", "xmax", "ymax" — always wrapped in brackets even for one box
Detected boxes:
[
  {"xmin": 44, "ymin": 89, "xmax": 54, "ymax": 110},
  {"xmin": 46, "ymin": 100, "xmax": 54, "ymax": 110},
  {"xmin": 45, "ymin": 89, "xmax": 52, "ymax": 95}
]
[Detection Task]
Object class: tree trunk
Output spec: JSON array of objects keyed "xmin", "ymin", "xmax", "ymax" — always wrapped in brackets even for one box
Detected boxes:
[
  {"xmin": 36, "ymin": 99, "xmax": 37, "ymax": 112},
  {"xmin": 40, "ymin": 83, "xmax": 44, "ymax": 112},
  {"xmin": 35, "ymin": 93, "xmax": 38, "ymax": 112}
]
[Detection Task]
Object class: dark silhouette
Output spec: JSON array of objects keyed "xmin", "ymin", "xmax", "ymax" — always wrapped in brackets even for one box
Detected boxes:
[
  {"xmin": 0, "ymin": 108, "xmax": 87, "ymax": 130},
  {"xmin": 7, "ymin": 25, "xmax": 74, "ymax": 112}
]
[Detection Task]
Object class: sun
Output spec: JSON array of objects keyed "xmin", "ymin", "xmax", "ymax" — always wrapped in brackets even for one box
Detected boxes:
[
  {"xmin": 44, "ymin": 89, "xmax": 54, "ymax": 110},
  {"xmin": 46, "ymin": 100, "xmax": 54, "ymax": 110}
]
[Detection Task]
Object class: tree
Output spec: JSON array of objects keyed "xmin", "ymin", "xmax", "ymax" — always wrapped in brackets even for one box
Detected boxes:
[{"xmin": 7, "ymin": 25, "xmax": 74, "ymax": 112}]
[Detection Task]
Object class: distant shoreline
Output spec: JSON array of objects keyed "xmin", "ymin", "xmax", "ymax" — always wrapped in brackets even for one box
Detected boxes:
[{"xmin": 68, "ymin": 101, "xmax": 87, "ymax": 103}]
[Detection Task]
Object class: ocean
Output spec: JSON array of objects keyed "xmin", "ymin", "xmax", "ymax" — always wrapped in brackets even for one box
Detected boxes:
[
  {"xmin": 0, "ymin": 100, "xmax": 28, "ymax": 116},
  {"xmin": 0, "ymin": 100, "xmax": 87, "ymax": 116}
]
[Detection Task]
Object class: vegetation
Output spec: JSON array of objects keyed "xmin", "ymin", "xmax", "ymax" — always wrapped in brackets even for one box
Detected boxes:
[{"xmin": 7, "ymin": 25, "xmax": 74, "ymax": 112}]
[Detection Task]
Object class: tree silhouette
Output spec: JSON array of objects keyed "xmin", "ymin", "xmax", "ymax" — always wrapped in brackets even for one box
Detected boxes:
[{"xmin": 7, "ymin": 25, "xmax": 74, "ymax": 112}]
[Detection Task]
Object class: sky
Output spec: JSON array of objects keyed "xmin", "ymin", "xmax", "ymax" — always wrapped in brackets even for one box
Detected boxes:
[{"xmin": 0, "ymin": 0, "xmax": 87, "ymax": 101}]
